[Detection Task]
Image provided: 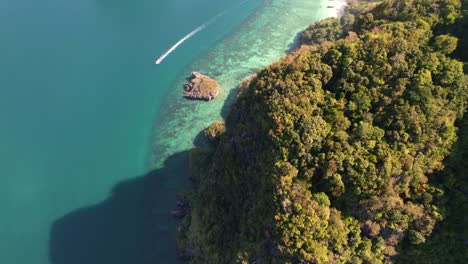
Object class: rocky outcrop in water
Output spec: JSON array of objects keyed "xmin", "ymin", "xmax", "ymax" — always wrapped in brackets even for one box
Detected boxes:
[{"xmin": 184, "ymin": 72, "xmax": 220, "ymax": 101}]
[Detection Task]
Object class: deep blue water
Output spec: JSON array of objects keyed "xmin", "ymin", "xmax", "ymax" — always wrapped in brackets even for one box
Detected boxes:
[{"xmin": 0, "ymin": 0, "xmax": 259, "ymax": 263}]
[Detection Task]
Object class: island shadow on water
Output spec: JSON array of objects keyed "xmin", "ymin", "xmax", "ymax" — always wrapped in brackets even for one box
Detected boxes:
[
  {"xmin": 49, "ymin": 151, "xmax": 190, "ymax": 264},
  {"xmin": 47, "ymin": 47, "xmax": 252, "ymax": 264}
]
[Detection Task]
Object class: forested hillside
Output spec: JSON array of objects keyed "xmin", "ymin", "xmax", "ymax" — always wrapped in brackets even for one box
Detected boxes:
[{"xmin": 177, "ymin": 0, "xmax": 468, "ymax": 263}]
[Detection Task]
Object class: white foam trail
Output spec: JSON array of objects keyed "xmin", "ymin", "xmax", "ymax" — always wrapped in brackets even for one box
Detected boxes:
[
  {"xmin": 155, "ymin": 1, "xmax": 252, "ymax": 65},
  {"xmin": 155, "ymin": 11, "xmax": 227, "ymax": 64}
]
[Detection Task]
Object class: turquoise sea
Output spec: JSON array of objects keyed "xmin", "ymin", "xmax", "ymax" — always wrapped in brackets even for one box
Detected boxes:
[{"xmin": 0, "ymin": 0, "xmax": 333, "ymax": 263}]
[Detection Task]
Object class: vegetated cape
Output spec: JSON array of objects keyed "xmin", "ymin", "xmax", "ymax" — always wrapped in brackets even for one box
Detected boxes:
[{"xmin": 177, "ymin": 0, "xmax": 468, "ymax": 263}]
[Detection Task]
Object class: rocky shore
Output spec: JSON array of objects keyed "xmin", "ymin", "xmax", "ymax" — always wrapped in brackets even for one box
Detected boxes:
[{"xmin": 184, "ymin": 72, "xmax": 220, "ymax": 101}]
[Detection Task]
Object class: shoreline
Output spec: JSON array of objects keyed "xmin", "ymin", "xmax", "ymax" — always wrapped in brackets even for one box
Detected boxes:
[
  {"xmin": 147, "ymin": 0, "xmax": 264, "ymax": 168},
  {"xmin": 327, "ymin": 0, "xmax": 348, "ymax": 18},
  {"xmin": 148, "ymin": 0, "xmax": 336, "ymax": 168},
  {"xmin": 148, "ymin": 0, "xmax": 353, "ymax": 258},
  {"xmin": 149, "ymin": 0, "xmax": 353, "ymax": 262}
]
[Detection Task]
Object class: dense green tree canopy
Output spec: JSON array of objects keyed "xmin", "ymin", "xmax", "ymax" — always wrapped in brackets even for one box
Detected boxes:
[{"xmin": 177, "ymin": 0, "xmax": 467, "ymax": 263}]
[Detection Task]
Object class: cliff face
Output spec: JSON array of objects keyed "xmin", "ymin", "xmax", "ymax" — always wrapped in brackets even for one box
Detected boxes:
[{"xmin": 177, "ymin": 1, "xmax": 467, "ymax": 263}]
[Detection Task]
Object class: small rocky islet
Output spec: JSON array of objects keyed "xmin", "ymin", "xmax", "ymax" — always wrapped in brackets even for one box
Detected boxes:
[{"xmin": 183, "ymin": 72, "xmax": 220, "ymax": 101}]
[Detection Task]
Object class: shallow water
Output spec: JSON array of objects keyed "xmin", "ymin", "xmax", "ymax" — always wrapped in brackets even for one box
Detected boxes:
[
  {"xmin": 151, "ymin": 0, "xmax": 333, "ymax": 168},
  {"xmin": 0, "ymin": 0, "xmax": 333, "ymax": 263}
]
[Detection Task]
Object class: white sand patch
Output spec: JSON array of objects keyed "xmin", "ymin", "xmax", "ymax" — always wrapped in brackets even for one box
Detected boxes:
[{"xmin": 323, "ymin": 0, "xmax": 348, "ymax": 18}]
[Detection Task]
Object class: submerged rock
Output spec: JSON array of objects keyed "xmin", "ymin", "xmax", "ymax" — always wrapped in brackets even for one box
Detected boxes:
[{"xmin": 183, "ymin": 72, "xmax": 220, "ymax": 101}]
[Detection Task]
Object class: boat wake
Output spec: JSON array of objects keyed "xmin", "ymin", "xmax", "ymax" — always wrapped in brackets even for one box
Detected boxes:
[
  {"xmin": 155, "ymin": 1, "xmax": 250, "ymax": 65},
  {"xmin": 155, "ymin": 11, "xmax": 226, "ymax": 65}
]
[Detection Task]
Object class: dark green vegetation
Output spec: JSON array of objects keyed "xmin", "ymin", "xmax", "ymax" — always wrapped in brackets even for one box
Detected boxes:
[{"xmin": 177, "ymin": 0, "xmax": 468, "ymax": 263}]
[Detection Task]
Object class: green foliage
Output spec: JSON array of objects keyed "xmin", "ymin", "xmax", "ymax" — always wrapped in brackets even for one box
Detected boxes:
[
  {"xmin": 396, "ymin": 115, "xmax": 468, "ymax": 263},
  {"xmin": 177, "ymin": 0, "xmax": 467, "ymax": 263},
  {"xmin": 300, "ymin": 18, "xmax": 344, "ymax": 46},
  {"xmin": 373, "ymin": 0, "xmax": 462, "ymax": 26},
  {"xmin": 204, "ymin": 121, "xmax": 225, "ymax": 145},
  {"xmin": 433, "ymin": 34, "xmax": 458, "ymax": 55}
]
